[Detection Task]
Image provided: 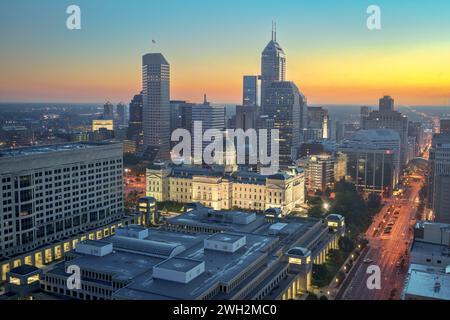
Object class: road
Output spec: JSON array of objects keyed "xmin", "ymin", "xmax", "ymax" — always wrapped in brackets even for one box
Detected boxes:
[{"xmin": 338, "ymin": 179, "xmax": 423, "ymax": 300}]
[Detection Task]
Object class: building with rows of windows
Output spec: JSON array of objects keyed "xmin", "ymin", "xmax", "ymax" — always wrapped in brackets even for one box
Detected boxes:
[{"xmin": 0, "ymin": 142, "xmax": 126, "ymax": 280}]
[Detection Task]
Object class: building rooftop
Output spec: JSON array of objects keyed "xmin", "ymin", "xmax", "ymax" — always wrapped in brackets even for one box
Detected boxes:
[
  {"xmin": 0, "ymin": 142, "xmax": 118, "ymax": 158},
  {"xmin": 154, "ymin": 257, "xmax": 203, "ymax": 273},
  {"xmin": 8, "ymin": 264, "xmax": 40, "ymax": 276},
  {"xmin": 404, "ymin": 264, "xmax": 450, "ymax": 300}
]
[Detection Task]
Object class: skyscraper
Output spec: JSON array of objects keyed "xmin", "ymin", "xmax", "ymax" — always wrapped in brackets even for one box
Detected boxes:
[
  {"xmin": 127, "ymin": 92, "xmax": 143, "ymax": 148},
  {"xmin": 362, "ymin": 97, "xmax": 409, "ymax": 166},
  {"xmin": 306, "ymin": 107, "xmax": 329, "ymax": 140},
  {"xmin": 103, "ymin": 102, "xmax": 114, "ymax": 120},
  {"xmin": 116, "ymin": 103, "xmax": 127, "ymax": 127},
  {"xmin": 379, "ymin": 96, "xmax": 394, "ymax": 112},
  {"xmin": 339, "ymin": 129, "xmax": 401, "ymax": 196},
  {"xmin": 360, "ymin": 106, "xmax": 371, "ymax": 124},
  {"xmin": 142, "ymin": 53, "xmax": 171, "ymax": 161},
  {"xmin": 263, "ymin": 81, "xmax": 301, "ymax": 166},
  {"xmin": 261, "ymin": 23, "xmax": 286, "ymax": 113},
  {"xmin": 428, "ymin": 133, "xmax": 450, "ymax": 223},
  {"xmin": 243, "ymin": 75, "xmax": 259, "ymax": 107},
  {"xmin": 191, "ymin": 96, "xmax": 226, "ymax": 163}
]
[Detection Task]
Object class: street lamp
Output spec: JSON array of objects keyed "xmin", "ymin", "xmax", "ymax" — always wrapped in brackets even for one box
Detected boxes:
[{"xmin": 323, "ymin": 202, "xmax": 330, "ymax": 211}]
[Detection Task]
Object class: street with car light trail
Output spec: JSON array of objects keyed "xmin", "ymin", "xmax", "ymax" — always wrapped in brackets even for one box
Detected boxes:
[{"xmin": 337, "ymin": 176, "xmax": 423, "ymax": 300}]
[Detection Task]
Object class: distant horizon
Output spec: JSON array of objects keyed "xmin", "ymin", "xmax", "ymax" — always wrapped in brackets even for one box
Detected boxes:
[{"xmin": 1, "ymin": 101, "xmax": 449, "ymax": 109}]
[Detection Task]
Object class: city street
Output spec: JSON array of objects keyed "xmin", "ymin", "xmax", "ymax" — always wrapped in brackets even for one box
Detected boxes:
[{"xmin": 338, "ymin": 179, "xmax": 423, "ymax": 300}]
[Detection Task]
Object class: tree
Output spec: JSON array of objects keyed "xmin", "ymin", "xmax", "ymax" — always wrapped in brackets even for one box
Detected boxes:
[{"xmin": 338, "ymin": 236, "xmax": 356, "ymax": 254}]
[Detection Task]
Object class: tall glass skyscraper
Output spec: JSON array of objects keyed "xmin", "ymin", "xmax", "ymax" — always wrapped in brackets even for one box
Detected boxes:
[
  {"xmin": 243, "ymin": 75, "xmax": 259, "ymax": 107},
  {"xmin": 261, "ymin": 25, "xmax": 286, "ymax": 113},
  {"xmin": 142, "ymin": 53, "xmax": 171, "ymax": 161},
  {"xmin": 263, "ymin": 81, "xmax": 301, "ymax": 166}
]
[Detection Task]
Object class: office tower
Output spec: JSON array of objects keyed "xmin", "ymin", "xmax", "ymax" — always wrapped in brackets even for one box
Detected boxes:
[
  {"xmin": 428, "ymin": 134, "xmax": 450, "ymax": 223},
  {"xmin": 360, "ymin": 106, "xmax": 371, "ymax": 124},
  {"xmin": 127, "ymin": 92, "xmax": 143, "ymax": 148},
  {"xmin": 307, "ymin": 107, "xmax": 330, "ymax": 140},
  {"xmin": 298, "ymin": 154, "xmax": 336, "ymax": 193},
  {"xmin": 440, "ymin": 119, "xmax": 450, "ymax": 134},
  {"xmin": 339, "ymin": 129, "xmax": 401, "ymax": 196},
  {"xmin": 116, "ymin": 103, "xmax": 127, "ymax": 127},
  {"xmin": 235, "ymin": 105, "xmax": 257, "ymax": 131},
  {"xmin": 379, "ymin": 95, "xmax": 394, "ymax": 112},
  {"xmin": 191, "ymin": 96, "xmax": 226, "ymax": 163},
  {"xmin": 103, "ymin": 102, "xmax": 114, "ymax": 120},
  {"xmin": 243, "ymin": 75, "xmax": 259, "ymax": 107},
  {"xmin": 334, "ymin": 121, "xmax": 344, "ymax": 142},
  {"xmin": 263, "ymin": 81, "xmax": 301, "ymax": 166},
  {"xmin": 142, "ymin": 53, "xmax": 171, "ymax": 161},
  {"xmin": 362, "ymin": 97, "xmax": 409, "ymax": 166},
  {"xmin": 0, "ymin": 142, "xmax": 124, "ymax": 262},
  {"xmin": 261, "ymin": 24, "xmax": 286, "ymax": 112},
  {"xmin": 170, "ymin": 101, "xmax": 195, "ymax": 134}
]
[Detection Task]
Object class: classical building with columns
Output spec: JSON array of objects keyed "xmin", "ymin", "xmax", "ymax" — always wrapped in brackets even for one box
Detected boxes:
[{"xmin": 146, "ymin": 164, "xmax": 305, "ymax": 214}]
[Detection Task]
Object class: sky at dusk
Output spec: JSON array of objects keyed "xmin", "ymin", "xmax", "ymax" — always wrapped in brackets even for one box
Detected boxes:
[{"xmin": 1, "ymin": 0, "xmax": 450, "ymax": 106}]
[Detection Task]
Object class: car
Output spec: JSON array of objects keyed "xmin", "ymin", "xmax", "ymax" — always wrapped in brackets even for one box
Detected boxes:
[{"xmin": 363, "ymin": 258, "xmax": 374, "ymax": 264}]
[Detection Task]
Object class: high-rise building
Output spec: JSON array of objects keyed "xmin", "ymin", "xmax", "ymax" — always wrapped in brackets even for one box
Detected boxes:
[
  {"xmin": 243, "ymin": 76, "xmax": 259, "ymax": 107},
  {"xmin": 362, "ymin": 97, "xmax": 409, "ymax": 166},
  {"xmin": 127, "ymin": 92, "xmax": 143, "ymax": 149},
  {"xmin": 103, "ymin": 102, "xmax": 114, "ymax": 120},
  {"xmin": 235, "ymin": 105, "xmax": 257, "ymax": 131},
  {"xmin": 298, "ymin": 154, "xmax": 337, "ymax": 193},
  {"xmin": 191, "ymin": 96, "xmax": 226, "ymax": 163},
  {"xmin": 0, "ymin": 142, "xmax": 124, "ymax": 261},
  {"xmin": 440, "ymin": 119, "xmax": 450, "ymax": 134},
  {"xmin": 428, "ymin": 134, "xmax": 450, "ymax": 223},
  {"xmin": 263, "ymin": 81, "xmax": 302, "ymax": 166},
  {"xmin": 334, "ymin": 121, "xmax": 344, "ymax": 143},
  {"xmin": 360, "ymin": 106, "xmax": 371, "ymax": 124},
  {"xmin": 339, "ymin": 129, "xmax": 401, "ymax": 196},
  {"xmin": 116, "ymin": 103, "xmax": 127, "ymax": 127},
  {"xmin": 261, "ymin": 24, "xmax": 286, "ymax": 112},
  {"xmin": 142, "ymin": 53, "xmax": 171, "ymax": 161},
  {"xmin": 307, "ymin": 107, "xmax": 330, "ymax": 140},
  {"xmin": 379, "ymin": 95, "xmax": 394, "ymax": 113}
]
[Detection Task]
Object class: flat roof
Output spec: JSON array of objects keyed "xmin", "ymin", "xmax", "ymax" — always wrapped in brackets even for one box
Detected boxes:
[
  {"xmin": 113, "ymin": 232, "xmax": 277, "ymax": 300},
  {"xmin": 0, "ymin": 142, "xmax": 118, "ymax": 158},
  {"xmin": 404, "ymin": 266, "xmax": 450, "ymax": 300},
  {"xmin": 207, "ymin": 233, "xmax": 244, "ymax": 243},
  {"xmin": 155, "ymin": 257, "xmax": 203, "ymax": 272}
]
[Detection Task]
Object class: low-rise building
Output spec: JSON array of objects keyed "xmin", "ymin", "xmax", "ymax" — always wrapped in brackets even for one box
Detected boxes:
[
  {"xmin": 402, "ymin": 221, "xmax": 450, "ymax": 300},
  {"xmin": 40, "ymin": 211, "xmax": 344, "ymax": 300},
  {"xmin": 146, "ymin": 164, "xmax": 305, "ymax": 214}
]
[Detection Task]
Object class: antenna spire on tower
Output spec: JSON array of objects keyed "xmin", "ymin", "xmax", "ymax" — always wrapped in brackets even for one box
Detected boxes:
[
  {"xmin": 271, "ymin": 21, "xmax": 275, "ymax": 41},
  {"xmin": 271, "ymin": 21, "xmax": 277, "ymax": 41}
]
